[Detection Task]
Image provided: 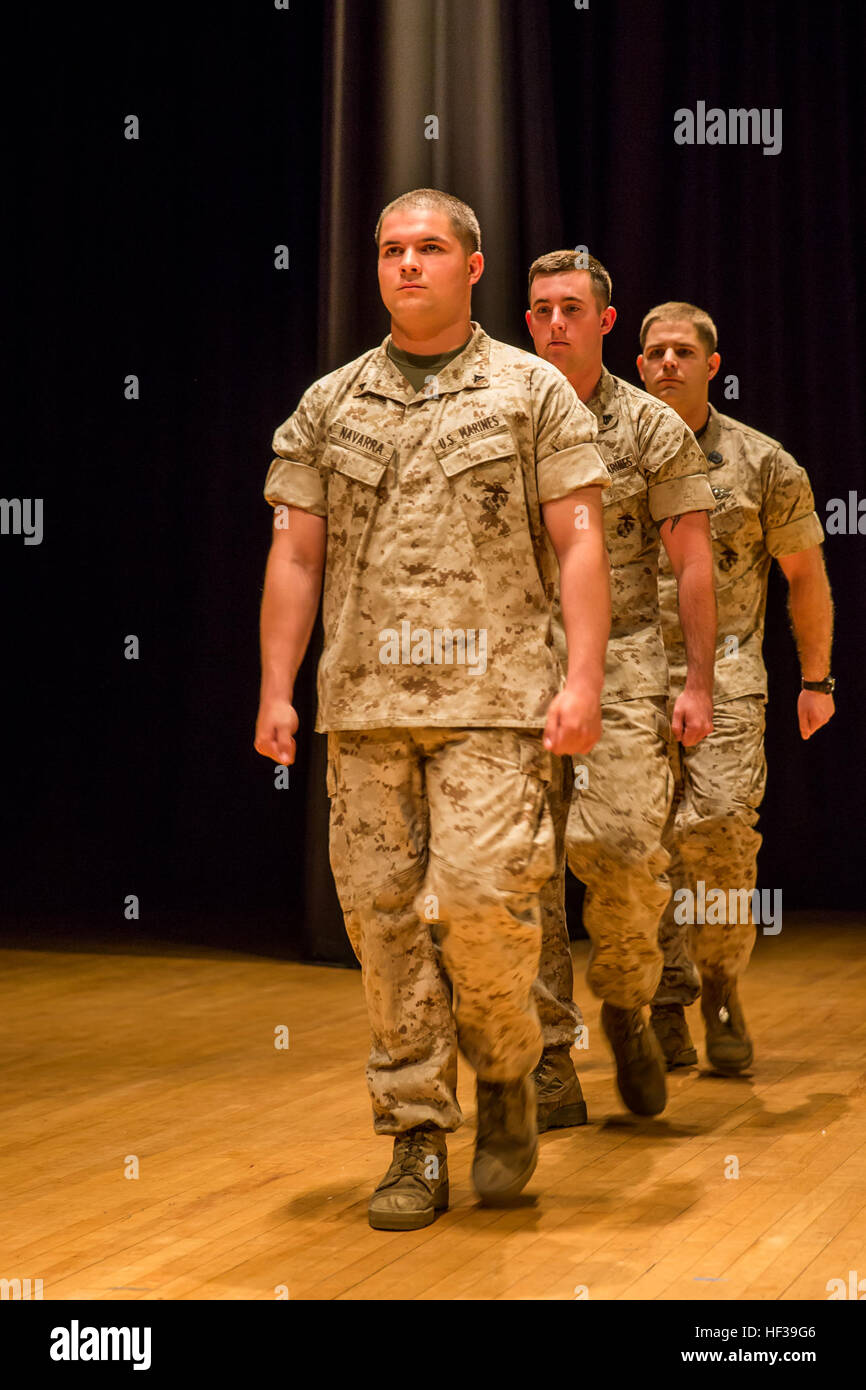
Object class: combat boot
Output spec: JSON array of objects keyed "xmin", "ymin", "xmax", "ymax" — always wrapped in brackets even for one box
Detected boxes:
[
  {"xmin": 368, "ymin": 1125, "xmax": 449, "ymax": 1231},
  {"xmin": 701, "ymin": 976, "xmax": 754, "ymax": 1074},
  {"xmin": 532, "ymin": 1046, "xmax": 588, "ymax": 1131},
  {"xmin": 650, "ymin": 1003, "xmax": 698, "ymax": 1069},
  {"xmin": 601, "ymin": 1002, "xmax": 667, "ymax": 1115},
  {"xmin": 472, "ymin": 1076, "xmax": 537, "ymax": 1204}
]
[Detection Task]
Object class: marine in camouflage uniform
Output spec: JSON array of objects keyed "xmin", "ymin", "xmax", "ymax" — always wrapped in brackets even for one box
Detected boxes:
[
  {"xmin": 653, "ymin": 406, "xmax": 825, "ymax": 1056},
  {"xmin": 637, "ymin": 302, "xmax": 834, "ymax": 1074},
  {"xmin": 263, "ymin": 319, "xmax": 609, "ymax": 1202},
  {"xmin": 543, "ymin": 369, "xmax": 714, "ymax": 1009},
  {"xmin": 526, "ymin": 252, "xmax": 717, "ymax": 1120}
]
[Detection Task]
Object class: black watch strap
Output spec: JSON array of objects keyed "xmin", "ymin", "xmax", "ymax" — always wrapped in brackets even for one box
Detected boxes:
[{"xmin": 802, "ymin": 675, "xmax": 835, "ymax": 694}]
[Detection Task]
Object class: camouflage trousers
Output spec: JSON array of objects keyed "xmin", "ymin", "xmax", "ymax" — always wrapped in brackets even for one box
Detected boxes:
[
  {"xmin": 562, "ymin": 697, "xmax": 674, "ymax": 1010},
  {"xmin": 531, "ymin": 755, "xmax": 585, "ymax": 1047},
  {"xmin": 326, "ymin": 727, "xmax": 556, "ymax": 1134},
  {"xmin": 653, "ymin": 695, "xmax": 767, "ymax": 1005}
]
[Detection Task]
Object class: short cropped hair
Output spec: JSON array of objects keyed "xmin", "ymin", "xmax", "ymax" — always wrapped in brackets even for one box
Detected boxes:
[
  {"xmin": 374, "ymin": 188, "xmax": 481, "ymax": 256},
  {"xmin": 527, "ymin": 249, "xmax": 612, "ymax": 311},
  {"xmin": 639, "ymin": 301, "xmax": 718, "ymax": 355}
]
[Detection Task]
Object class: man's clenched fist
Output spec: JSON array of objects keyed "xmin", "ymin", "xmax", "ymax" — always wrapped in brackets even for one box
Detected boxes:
[
  {"xmin": 255, "ymin": 698, "xmax": 299, "ymax": 765},
  {"xmin": 543, "ymin": 685, "xmax": 603, "ymax": 756}
]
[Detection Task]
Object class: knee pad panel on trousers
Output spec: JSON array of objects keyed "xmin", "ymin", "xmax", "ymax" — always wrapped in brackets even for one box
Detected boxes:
[
  {"xmin": 427, "ymin": 736, "xmax": 557, "ymax": 897},
  {"xmin": 566, "ymin": 812, "xmax": 671, "ymax": 882},
  {"xmin": 424, "ymin": 853, "xmax": 543, "ymax": 930}
]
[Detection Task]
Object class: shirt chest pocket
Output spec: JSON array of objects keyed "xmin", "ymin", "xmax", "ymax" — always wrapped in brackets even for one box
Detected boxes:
[
  {"xmin": 602, "ymin": 469, "xmax": 647, "ymax": 565},
  {"xmin": 321, "ymin": 440, "xmax": 394, "ymax": 572},
  {"xmin": 433, "ymin": 429, "xmax": 526, "ymax": 546},
  {"xmin": 323, "ymin": 440, "xmax": 392, "ymax": 518}
]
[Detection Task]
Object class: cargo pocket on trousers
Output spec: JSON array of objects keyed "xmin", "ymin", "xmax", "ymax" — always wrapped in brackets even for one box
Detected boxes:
[{"xmin": 492, "ymin": 756, "xmax": 557, "ymax": 895}]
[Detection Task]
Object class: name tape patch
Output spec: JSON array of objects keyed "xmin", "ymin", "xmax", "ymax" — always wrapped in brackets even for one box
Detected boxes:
[
  {"xmin": 329, "ymin": 421, "xmax": 393, "ymax": 460},
  {"xmin": 607, "ymin": 454, "xmax": 637, "ymax": 475},
  {"xmin": 435, "ymin": 413, "xmax": 504, "ymax": 452}
]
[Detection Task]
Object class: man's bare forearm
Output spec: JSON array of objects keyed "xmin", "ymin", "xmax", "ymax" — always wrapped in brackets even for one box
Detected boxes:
[
  {"xmin": 661, "ymin": 510, "xmax": 716, "ymax": 698},
  {"xmin": 787, "ymin": 567, "xmax": 834, "ymax": 681},
  {"xmin": 259, "ymin": 545, "xmax": 324, "ymax": 700},
  {"xmin": 559, "ymin": 540, "xmax": 610, "ymax": 696},
  {"xmin": 677, "ymin": 558, "xmax": 716, "ymax": 695}
]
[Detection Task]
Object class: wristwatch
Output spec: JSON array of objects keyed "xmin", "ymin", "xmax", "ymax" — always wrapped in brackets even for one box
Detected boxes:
[{"xmin": 802, "ymin": 674, "xmax": 836, "ymax": 694}]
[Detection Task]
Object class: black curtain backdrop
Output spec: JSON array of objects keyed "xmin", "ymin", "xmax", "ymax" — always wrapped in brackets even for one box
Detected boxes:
[{"xmin": 5, "ymin": 0, "xmax": 864, "ymax": 965}]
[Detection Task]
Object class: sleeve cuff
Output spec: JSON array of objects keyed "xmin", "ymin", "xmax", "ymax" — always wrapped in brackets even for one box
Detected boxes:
[
  {"xmin": 537, "ymin": 442, "xmax": 610, "ymax": 503},
  {"xmin": 264, "ymin": 459, "xmax": 327, "ymax": 517},
  {"xmin": 648, "ymin": 473, "xmax": 715, "ymax": 521},
  {"xmin": 765, "ymin": 510, "xmax": 824, "ymax": 557}
]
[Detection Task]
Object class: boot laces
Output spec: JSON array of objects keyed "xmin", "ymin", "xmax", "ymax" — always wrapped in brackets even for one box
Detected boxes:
[
  {"xmin": 534, "ymin": 1052, "xmax": 561, "ymax": 1086},
  {"xmin": 397, "ymin": 1126, "xmax": 438, "ymax": 1159},
  {"xmin": 391, "ymin": 1127, "xmax": 443, "ymax": 1181}
]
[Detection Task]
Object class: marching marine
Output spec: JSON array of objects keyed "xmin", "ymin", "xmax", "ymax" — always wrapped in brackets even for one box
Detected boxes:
[
  {"xmin": 637, "ymin": 301, "xmax": 835, "ymax": 1071},
  {"xmin": 255, "ymin": 193, "xmax": 611, "ymax": 1229},
  {"xmin": 525, "ymin": 251, "xmax": 717, "ymax": 1120}
]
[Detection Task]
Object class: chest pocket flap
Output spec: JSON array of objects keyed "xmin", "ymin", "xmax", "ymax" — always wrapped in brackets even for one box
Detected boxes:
[
  {"xmin": 433, "ymin": 428, "xmax": 526, "ymax": 546},
  {"xmin": 435, "ymin": 429, "xmax": 517, "ymax": 478},
  {"xmin": 323, "ymin": 439, "xmax": 393, "ymax": 489}
]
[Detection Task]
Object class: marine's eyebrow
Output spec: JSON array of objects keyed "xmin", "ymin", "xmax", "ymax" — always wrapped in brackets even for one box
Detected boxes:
[
  {"xmin": 531, "ymin": 295, "xmax": 585, "ymax": 308},
  {"xmin": 380, "ymin": 235, "xmax": 451, "ymax": 249}
]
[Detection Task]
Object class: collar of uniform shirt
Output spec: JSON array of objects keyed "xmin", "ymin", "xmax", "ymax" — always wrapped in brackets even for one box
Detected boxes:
[
  {"xmin": 586, "ymin": 364, "xmax": 616, "ymax": 418},
  {"xmin": 699, "ymin": 403, "xmax": 723, "ymax": 459},
  {"xmin": 386, "ymin": 335, "xmax": 472, "ymax": 394},
  {"xmin": 387, "ymin": 336, "xmax": 472, "ymax": 370},
  {"xmin": 355, "ymin": 323, "xmax": 490, "ymax": 400}
]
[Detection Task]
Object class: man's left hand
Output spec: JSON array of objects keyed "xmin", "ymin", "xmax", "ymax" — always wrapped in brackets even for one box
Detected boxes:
[{"xmin": 798, "ymin": 689, "xmax": 835, "ymax": 739}]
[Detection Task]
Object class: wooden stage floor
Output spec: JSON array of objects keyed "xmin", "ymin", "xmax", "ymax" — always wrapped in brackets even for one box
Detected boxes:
[{"xmin": 2, "ymin": 913, "xmax": 865, "ymax": 1302}]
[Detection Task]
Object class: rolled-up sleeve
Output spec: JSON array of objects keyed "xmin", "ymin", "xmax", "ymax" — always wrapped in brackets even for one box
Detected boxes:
[
  {"xmin": 762, "ymin": 448, "xmax": 824, "ymax": 556},
  {"xmin": 648, "ymin": 470, "xmax": 716, "ymax": 521},
  {"xmin": 639, "ymin": 407, "xmax": 715, "ymax": 521},
  {"xmin": 264, "ymin": 389, "xmax": 327, "ymax": 517},
  {"xmin": 534, "ymin": 370, "xmax": 609, "ymax": 502},
  {"xmin": 538, "ymin": 441, "xmax": 610, "ymax": 503}
]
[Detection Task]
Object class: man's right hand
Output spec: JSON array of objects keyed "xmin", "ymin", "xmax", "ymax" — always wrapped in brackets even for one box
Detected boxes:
[
  {"xmin": 254, "ymin": 698, "xmax": 299, "ymax": 765},
  {"xmin": 543, "ymin": 685, "xmax": 603, "ymax": 756},
  {"xmin": 671, "ymin": 686, "xmax": 714, "ymax": 747}
]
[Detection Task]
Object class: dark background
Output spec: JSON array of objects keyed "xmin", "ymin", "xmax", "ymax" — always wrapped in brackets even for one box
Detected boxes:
[{"xmin": 5, "ymin": 0, "xmax": 864, "ymax": 963}]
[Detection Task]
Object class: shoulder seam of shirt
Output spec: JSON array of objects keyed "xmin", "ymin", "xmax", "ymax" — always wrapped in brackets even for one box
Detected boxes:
[
  {"xmin": 610, "ymin": 374, "xmax": 674, "ymax": 417},
  {"xmin": 489, "ymin": 337, "xmax": 539, "ymax": 370},
  {"xmin": 716, "ymin": 410, "xmax": 784, "ymax": 453}
]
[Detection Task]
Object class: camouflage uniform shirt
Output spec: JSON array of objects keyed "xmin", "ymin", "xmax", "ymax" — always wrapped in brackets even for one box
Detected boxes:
[
  {"xmin": 553, "ymin": 368, "xmax": 715, "ymax": 704},
  {"xmin": 264, "ymin": 323, "xmax": 609, "ymax": 731},
  {"xmin": 658, "ymin": 404, "xmax": 824, "ymax": 700}
]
